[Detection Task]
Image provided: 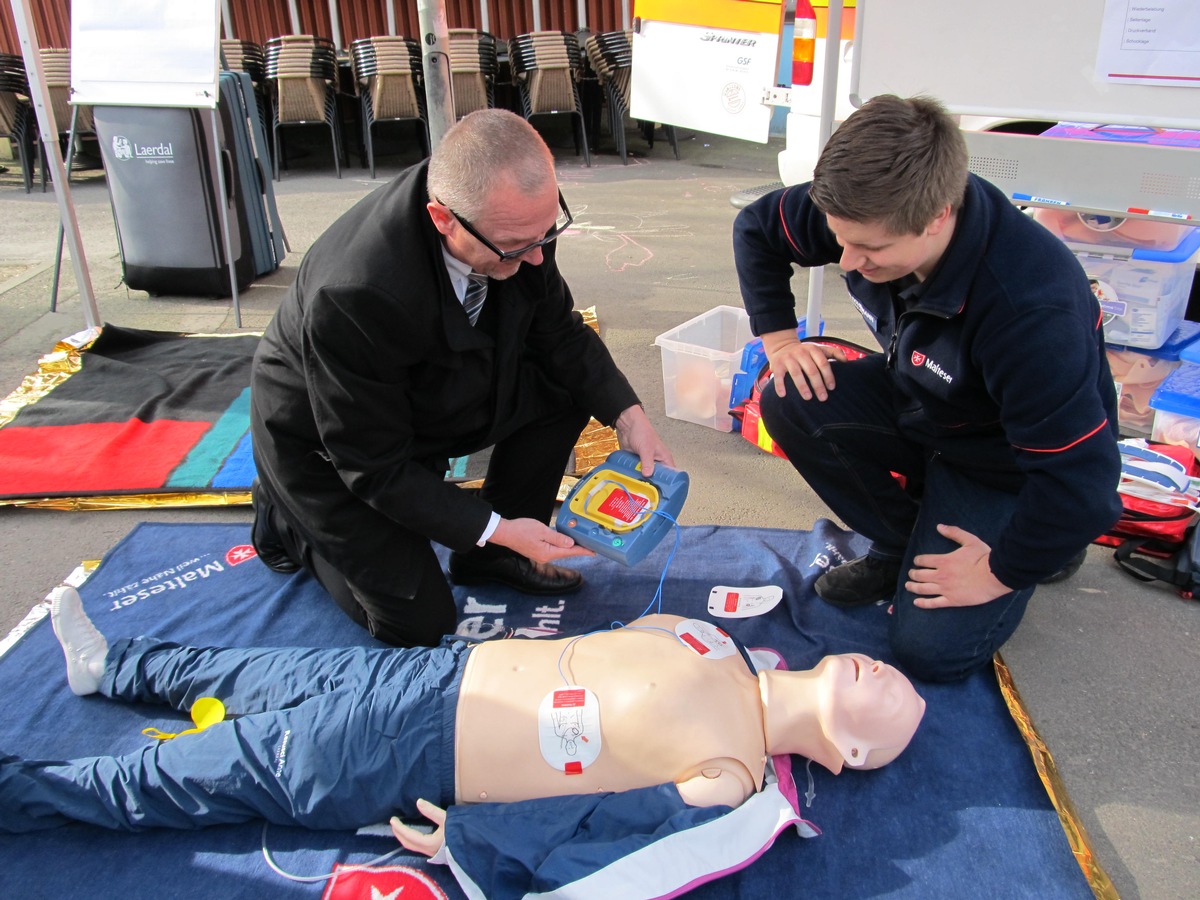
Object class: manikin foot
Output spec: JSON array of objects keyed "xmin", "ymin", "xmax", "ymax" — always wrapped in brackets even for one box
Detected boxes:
[{"xmin": 50, "ymin": 586, "xmax": 108, "ymax": 696}]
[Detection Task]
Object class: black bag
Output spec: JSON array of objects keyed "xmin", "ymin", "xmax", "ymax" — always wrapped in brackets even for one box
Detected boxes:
[{"xmin": 1113, "ymin": 520, "xmax": 1200, "ymax": 599}]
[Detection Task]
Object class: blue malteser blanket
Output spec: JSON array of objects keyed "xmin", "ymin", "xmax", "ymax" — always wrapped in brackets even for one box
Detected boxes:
[{"xmin": 0, "ymin": 520, "xmax": 1096, "ymax": 899}]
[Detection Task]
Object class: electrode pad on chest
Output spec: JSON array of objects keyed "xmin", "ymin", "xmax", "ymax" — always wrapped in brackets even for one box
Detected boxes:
[
  {"xmin": 538, "ymin": 685, "xmax": 602, "ymax": 773},
  {"xmin": 675, "ymin": 618, "xmax": 737, "ymax": 659}
]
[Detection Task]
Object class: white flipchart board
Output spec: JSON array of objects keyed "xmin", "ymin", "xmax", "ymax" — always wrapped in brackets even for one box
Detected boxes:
[
  {"xmin": 70, "ymin": 0, "xmax": 220, "ymax": 108},
  {"xmin": 849, "ymin": 0, "xmax": 1200, "ymax": 221},
  {"xmin": 851, "ymin": 0, "xmax": 1200, "ymax": 129}
]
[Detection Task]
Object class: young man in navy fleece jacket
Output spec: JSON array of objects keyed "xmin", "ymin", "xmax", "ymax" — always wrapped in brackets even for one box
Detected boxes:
[{"xmin": 733, "ymin": 94, "xmax": 1122, "ymax": 682}]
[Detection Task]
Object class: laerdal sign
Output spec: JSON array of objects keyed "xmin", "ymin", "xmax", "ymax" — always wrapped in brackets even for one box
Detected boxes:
[{"xmin": 111, "ymin": 135, "xmax": 175, "ymax": 164}]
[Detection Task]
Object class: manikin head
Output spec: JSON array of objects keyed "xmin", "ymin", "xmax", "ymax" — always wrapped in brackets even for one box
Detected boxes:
[
  {"xmin": 761, "ymin": 653, "xmax": 926, "ymax": 775},
  {"xmin": 814, "ymin": 653, "xmax": 926, "ymax": 772}
]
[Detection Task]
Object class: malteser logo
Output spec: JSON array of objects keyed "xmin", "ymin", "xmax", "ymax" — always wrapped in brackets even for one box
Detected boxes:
[{"xmin": 912, "ymin": 349, "xmax": 954, "ymax": 384}]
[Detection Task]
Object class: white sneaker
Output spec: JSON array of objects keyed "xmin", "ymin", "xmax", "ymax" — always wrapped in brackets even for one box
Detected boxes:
[{"xmin": 50, "ymin": 586, "xmax": 107, "ymax": 696}]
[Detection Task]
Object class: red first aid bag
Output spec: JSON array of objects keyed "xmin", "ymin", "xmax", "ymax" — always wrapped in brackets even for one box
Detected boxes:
[
  {"xmin": 1094, "ymin": 442, "xmax": 1197, "ymax": 558},
  {"xmin": 730, "ymin": 336, "xmax": 876, "ymax": 459}
]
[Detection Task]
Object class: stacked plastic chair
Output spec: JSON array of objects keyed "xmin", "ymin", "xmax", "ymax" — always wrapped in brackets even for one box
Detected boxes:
[
  {"xmin": 583, "ymin": 30, "xmax": 678, "ymax": 164},
  {"xmin": 37, "ymin": 47, "xmax": 97, "ymax": 189},
  {"xmin": 508, "ymin": 31, "xmax": 590, "ymax": 166},
  {"xmin": 263, "ymin": 35, "xmax": 344, "ymax": 180},
  {"xmin": 220, "ymin": 40, "xmax": 269, "ymax": 148},
  {"xmin": 0, "ymin": 53, "xmax": 36, "ymax": 193},
  {"xmin": 349, "ymin": 35, "xmax": 428, "ymax": 178},
  {"xmin": 446, "ymin": 29, "xmax": 498, "ymax": 121},
  {"xmin": 221, "ymin": 39, "xmax": 266, "ymax": 84}
]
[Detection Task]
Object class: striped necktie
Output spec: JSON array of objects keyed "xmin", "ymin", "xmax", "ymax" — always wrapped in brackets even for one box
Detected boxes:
[{"xmin": 463, "ymin": 273, "xmax": 488, "ymax": 326}]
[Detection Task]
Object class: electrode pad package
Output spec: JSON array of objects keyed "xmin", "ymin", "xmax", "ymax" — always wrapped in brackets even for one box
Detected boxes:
[{"xmin": 556, "ymin": 450, "xmax": 689, "ymax": 566}]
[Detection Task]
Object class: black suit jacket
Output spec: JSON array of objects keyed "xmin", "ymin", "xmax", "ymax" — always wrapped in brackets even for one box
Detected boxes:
[{"xmin": 250, "ymin": 161, "xmax": 639, "ymax": 592}]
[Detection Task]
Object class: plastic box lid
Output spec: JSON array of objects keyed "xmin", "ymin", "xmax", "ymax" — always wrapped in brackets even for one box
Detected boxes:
[
  {"xmin": 1040, "ymin": 122, "xmax": 1200, "ymax": 150},
  {"xmin": 1150, "ymin": 362, "xmax": 1200, "ymax": 417},
  {"xmin": 1111, "ymin": 320, "xmax": 1200, "ymax": 360},
  {"xmin": 1034, "ymin": 208, "xmax": 1200, "ymax": 258},
  {"xmin": 654, "ymin": 305, "xmax": 752, "ymax": 359}
]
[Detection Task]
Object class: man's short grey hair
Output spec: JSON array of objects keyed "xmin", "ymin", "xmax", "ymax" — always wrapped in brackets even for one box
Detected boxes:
[{"xmin": 427, "ymin": 109, "xmax": 556, "ymax": 222}]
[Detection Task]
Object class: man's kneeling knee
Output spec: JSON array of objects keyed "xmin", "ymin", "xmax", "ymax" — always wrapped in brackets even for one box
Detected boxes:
[{"xmin": 890, "ymin": 639, "xmax": 995, "ymax": 684}]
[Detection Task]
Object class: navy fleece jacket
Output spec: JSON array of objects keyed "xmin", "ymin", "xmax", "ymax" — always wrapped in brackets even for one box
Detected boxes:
[{"xmin": 733, "ymin": 174, "xmax": 1122, "ymax": 588}]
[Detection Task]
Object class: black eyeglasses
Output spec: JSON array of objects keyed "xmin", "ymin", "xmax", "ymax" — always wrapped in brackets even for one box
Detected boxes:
[{"xmin": 443, "ymin": 191, "xmax": 573, "ymax": 261}]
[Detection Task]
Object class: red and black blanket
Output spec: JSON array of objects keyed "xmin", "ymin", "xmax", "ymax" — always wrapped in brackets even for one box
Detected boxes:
[{"xmin": 0, "ymin": 325, "xmax": 258, "ymax": 505}]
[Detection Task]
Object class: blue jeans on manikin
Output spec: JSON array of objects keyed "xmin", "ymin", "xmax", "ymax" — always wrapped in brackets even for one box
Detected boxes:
[
  {"xmin": 0, "ymin": 639, "xmax": 466, "ymax": 832},
  {"xmin": 760, "ymin": 353, "xmax": 1033, "ymax": 682}
]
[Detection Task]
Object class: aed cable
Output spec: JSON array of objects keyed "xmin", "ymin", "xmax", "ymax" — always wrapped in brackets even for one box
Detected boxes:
[
  {"xmin": 261, "ymin": 821, "xmax": 406, "ymax": 883},
  {"xmin": 554, "ymin": 507, "xmax": 683, "ymax": 686}
]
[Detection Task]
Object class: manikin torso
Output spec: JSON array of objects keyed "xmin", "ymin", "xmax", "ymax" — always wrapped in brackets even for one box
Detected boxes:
[{"xmin": 454, "ymin": 614, "xmax": 768, "ymax": 806}]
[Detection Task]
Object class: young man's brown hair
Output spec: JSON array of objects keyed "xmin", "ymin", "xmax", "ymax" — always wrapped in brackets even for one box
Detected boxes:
[{"xmin": 810, "ymin": 94, "xmax": 969, "ymax": 236}]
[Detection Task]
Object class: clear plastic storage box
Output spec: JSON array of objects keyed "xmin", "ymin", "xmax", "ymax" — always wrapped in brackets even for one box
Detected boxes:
[
  {"xmin": 1107, "ymin": 321, "xmax": 1200, "ymax": 436},
  {"xmin": 1035, "ymin": 210, "xmax": 1200, "ymax": 350},
  {"xmin": 1149, "ymin": 361, "xmax": 1200, "ymax": 462},
  {"xmin": 655, "ymin": 306, "xmax": 756, "ymax": 432}
]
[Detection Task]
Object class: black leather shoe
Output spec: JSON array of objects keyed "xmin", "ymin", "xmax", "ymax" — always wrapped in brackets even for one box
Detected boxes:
[
  {"xmin": 815, "ymin": 555, "xmax": 902, "ymax": 608},
  {"xmin": 1039, "ymin": 549, "xmax": 1087, "ymax": 584},
  {"xmin": 251, "ymin": 480, "xmax": 300, "ymax": 574},
  {"xmin": 448, "ymin": 553, "xmax": 584, "ymax": 595}
]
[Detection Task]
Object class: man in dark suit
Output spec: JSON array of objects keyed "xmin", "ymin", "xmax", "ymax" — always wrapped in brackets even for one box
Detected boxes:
[{"xmin": 250, "ymin": 109, "xmax": 672, "ymax": 647}]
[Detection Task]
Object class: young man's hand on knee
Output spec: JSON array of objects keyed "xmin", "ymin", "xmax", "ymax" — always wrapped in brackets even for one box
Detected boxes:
[{"xmin": 906, "ymin": 524, "xmax": 1012, "ymax": 608}]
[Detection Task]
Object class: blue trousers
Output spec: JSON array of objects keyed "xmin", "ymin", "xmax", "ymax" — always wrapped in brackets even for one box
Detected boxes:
[
  {"xmin": 761, "ymin": 354, "xmax": 1034, "ymax": 682},
  {"xmin": 0, "ymin": 638, "xmax": 468, "ymax": 832}
]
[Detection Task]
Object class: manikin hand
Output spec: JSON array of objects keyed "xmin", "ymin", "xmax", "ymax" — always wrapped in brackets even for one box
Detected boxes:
[
  {"xmin": 762, "ymin": 331, "xmax": 847, "ymax": 401},
  {"xmin": 614, "ymin": 404, "xmax": 674, "ymax": 476},
  {"xmin": 390, "ymin": 799, "xmax": 447, "ymax": 857},
  {"xmin": 490, "ymin": 517, "xmax": 595, "ymax": 563},
  {"xmin": 905, "ymin": 524, "xmax": 1013, "ymax": 608}
]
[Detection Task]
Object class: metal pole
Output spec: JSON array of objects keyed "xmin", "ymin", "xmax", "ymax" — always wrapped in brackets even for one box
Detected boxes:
[
  {"xmin": 50, "ymin": 103, "xmax": 80, "ymax": 312},
  {"xmin": 480, "ymin": 0, "xmax": 490, "ymax": 35},
  {"xmin": 532, "ymin": 0, "xmax": 542, "ymax": 33},
  {"xmin": 220, "ymin": 0, "xmax": 234, "ymax": 39},
  {"xmin": 327, "ymin": 0, "xmax": 343, "ymax": 50},
  {"xmin": 287, "ymin": 0, "xmax": 301, "ymax": 34},
  {"xmin": 417, "ymin": 0, "xmax": 455, "ymax": 149},
  {"xmin": 804, "ymin": 0, "xmax": 846, "ymax": 340},
  {"xmin": 817, "ymin": 0, "xmax": 844, "ymax": 148},
  {"xmin": 621, "ymin": 0, "xmax": 631, "ymax": 31},
  {"xmin": 576, "ymin": 0, "xmax": 586, "ymax": 31},
  {"xmin": 208, "ymin": 109, "xmax": 244, "ymax": 328},
  {"xmin": 9, "ymin": 0, "xmax": 101, "ymax": 329},
  {"xmin": 386, "ymin": 0, "xmax": 397, "ymax": 36}
]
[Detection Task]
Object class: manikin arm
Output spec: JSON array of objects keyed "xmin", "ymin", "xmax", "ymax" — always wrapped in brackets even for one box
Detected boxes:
[
  {"xmin": 391, "ymin": 798, "xmax": 446, "ymax": 857},
  {"xmin": 674, "ymin": 758, "xmax": 758, "ymax": 808},
  {"xmin": 386, "ymin": 785, "xmax": 766, "ymax": 899},
  {"xmin": 394, "ymin": 755, "xmax": 758, "ymax": 860}
]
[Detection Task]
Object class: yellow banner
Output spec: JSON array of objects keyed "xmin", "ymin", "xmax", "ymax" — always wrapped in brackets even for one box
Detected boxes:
[{"xmin": 634, "ymin": 0, "xmax": 784, "ymax": 36}]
